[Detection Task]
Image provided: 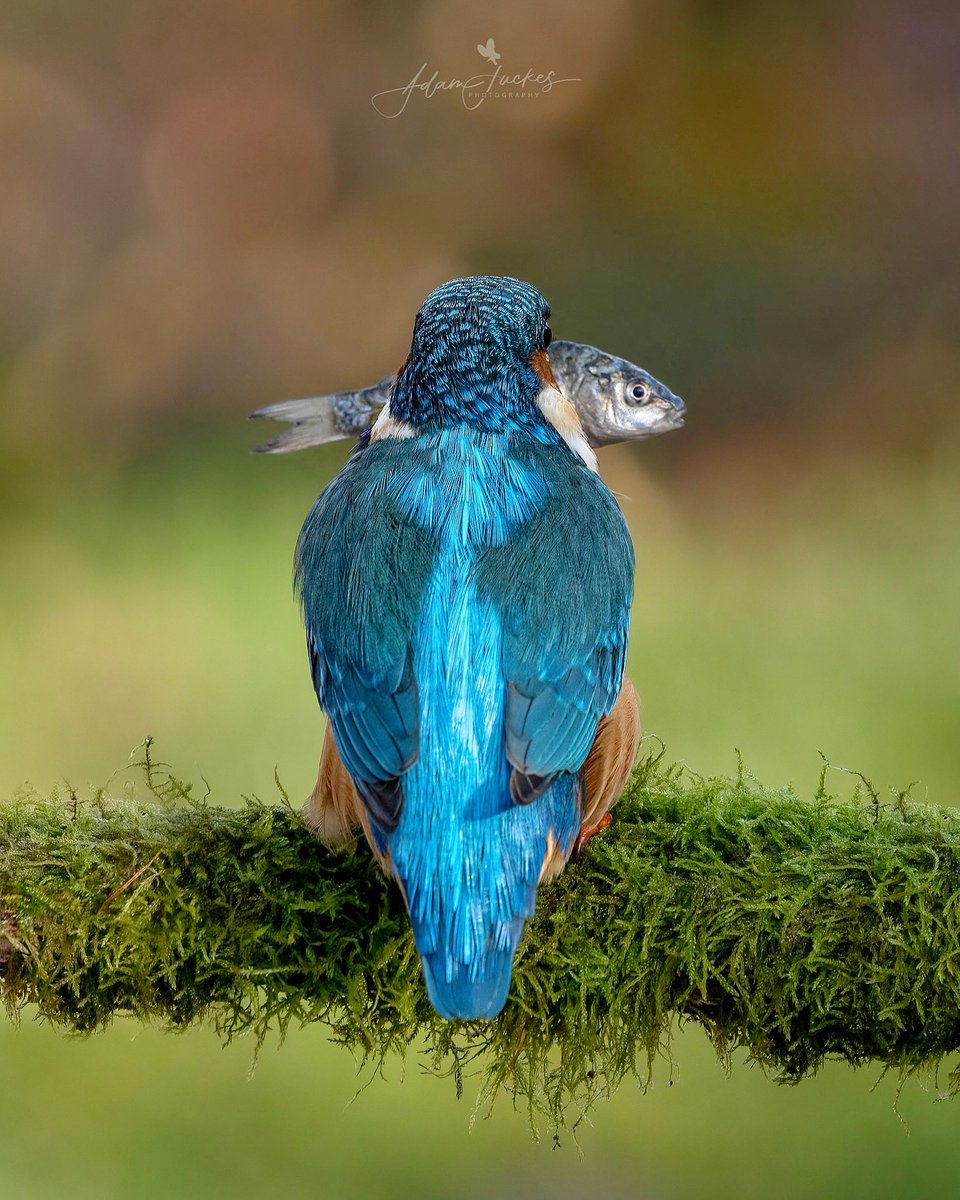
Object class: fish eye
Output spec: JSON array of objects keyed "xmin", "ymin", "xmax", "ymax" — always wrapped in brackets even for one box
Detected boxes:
[
  {"xmin": 628, "ymin": 382, "xmax": 649, "ymax": 404},
  {"xmin": 542, "ymin": 325, "xmax": 553, "ymax": 350}
]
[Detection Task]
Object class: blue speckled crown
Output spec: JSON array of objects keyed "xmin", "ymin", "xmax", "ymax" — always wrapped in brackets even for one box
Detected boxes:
[{"xmin": 391, "ymin": 276, "xmax": 552, "ymax": 432}]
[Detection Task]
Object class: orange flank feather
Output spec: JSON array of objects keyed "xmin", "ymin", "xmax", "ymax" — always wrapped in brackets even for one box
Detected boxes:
[
  {"xmin": 304, "ymin": 727, "xmax": 391, "ymax": 871},
  {"xmin": 540, "ymin": 676, "xmax": 640, "ymax": 879}
]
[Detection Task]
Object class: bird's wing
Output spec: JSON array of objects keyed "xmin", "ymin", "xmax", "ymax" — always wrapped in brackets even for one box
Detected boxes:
[
  {"xmin": 295, "ymin": 443, "xmax": 436, "ymax": 835},
  {"xmin": 475, "ymin": 446, "xmax": 635, "ymax": 803}
]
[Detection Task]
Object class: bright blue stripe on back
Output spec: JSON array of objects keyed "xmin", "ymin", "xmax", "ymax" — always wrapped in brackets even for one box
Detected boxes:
[{"xmin": 384, "ymin": 429, "xmax": 579, "ymax": 1018}]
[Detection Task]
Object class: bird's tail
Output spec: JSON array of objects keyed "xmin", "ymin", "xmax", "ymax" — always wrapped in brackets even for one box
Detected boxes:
[
  {"xmin": 420, "ymin": 949, "xmax": 516, "ymax": 1022},
  {"xmin": 397, "ymin": 781, "xmax": 580, "ymax": 1022},
  {"xmin": 415, "ymin": 915, "xmax": 528, "ymax": 1022}
]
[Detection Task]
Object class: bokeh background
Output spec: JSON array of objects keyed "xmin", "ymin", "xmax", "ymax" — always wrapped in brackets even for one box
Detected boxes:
[{"xmin": 2, "ymin": 1, "xmax": 959, "ymax": 1196}]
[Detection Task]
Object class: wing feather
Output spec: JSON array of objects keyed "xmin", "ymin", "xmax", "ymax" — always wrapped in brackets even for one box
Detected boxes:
[
  {"xmin": 476, "ymin": 443, "xmax": 634, "ymax": 802},
  {"xmin": 295, "ymin": 442, "xmax": 436, "ymax": 834}
]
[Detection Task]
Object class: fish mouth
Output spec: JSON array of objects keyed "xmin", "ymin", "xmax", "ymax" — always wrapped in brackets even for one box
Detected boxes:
[{"xmin": 654, "ymin": 395, "xmax": 685, "ymax": 429}]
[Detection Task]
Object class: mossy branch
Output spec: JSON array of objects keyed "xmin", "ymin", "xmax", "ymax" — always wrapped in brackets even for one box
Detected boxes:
[{"xmin": 3, "ymin": 747, "xmax": 960, "ymax": 1133}]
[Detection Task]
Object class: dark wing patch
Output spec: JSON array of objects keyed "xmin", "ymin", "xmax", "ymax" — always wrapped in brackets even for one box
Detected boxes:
[
  {"xmin": 296, "ymin": 441, "xmax": 437, "ymax": 835},
  {"xmin": 475, "ymin": 443, "xmax": 634, "ymax": 802}
]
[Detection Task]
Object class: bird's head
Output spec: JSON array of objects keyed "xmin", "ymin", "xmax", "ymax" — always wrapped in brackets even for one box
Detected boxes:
[{"xmin": 389, "ymin": 276, "xmax": 555, "ymax": 433}]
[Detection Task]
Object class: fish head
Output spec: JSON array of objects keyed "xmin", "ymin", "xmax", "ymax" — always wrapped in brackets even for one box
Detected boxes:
[
  {"xmin": 612, "ymin": 363, "xmax": 685, "ymax": 439},
  {"xmin": 557, "ymin": 343, "xmax": 685, "ymax": 446}
]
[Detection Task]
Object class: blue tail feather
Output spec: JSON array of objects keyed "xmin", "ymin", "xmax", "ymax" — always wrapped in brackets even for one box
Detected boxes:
[
  {"xmin": 420, "ymin": 944, "xmax": 518, "ymax": 1021},
  {"xmin": 399, "ymin": 777, "xmax": 578, "ymax": 1020}
]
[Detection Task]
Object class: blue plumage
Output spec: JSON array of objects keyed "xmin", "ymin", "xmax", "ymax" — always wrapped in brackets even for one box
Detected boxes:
[{"xmin": 295, "ymin": 277, "xmax": 634, "ymax": 1020}]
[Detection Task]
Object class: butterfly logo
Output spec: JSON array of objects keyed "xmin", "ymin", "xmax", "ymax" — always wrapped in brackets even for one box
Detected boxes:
[{"xmin": 477, "ymin": 37, "xmax": 501, "ymax": 65}]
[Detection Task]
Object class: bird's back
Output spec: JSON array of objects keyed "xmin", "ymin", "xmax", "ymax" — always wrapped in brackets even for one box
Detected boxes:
[{"xmin": 385, "ymin": 427, "xmax": 581, "ymax": 1018}]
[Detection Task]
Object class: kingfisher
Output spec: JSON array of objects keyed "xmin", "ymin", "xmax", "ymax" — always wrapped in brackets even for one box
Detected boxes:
[{"xmin": 295, "ymin": 276, "xmax": 638, "ymax": 1021}]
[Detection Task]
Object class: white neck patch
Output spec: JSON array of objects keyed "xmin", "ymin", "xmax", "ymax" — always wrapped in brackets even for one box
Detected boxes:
[
  {"xmin": 370, "ymin": 400, "xmax": 417, "ymax": 442},
  {"xmin": 536, "ymin": 386, "xmax": 598, "ymax": 472},
  {"xmin": 371, "ymin": 388, "xmax": 599, "ymax": 472}
]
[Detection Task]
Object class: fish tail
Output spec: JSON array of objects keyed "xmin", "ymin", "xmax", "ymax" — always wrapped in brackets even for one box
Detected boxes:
[{"xmin": 251, "ymin": 415, "xmax": 341, "ymax": 453}]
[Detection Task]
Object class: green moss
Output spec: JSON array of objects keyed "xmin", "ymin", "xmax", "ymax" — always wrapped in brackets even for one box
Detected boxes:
[{"xmin": 3, "ymin": 746, "xmax": 960, "ymax": 1134}]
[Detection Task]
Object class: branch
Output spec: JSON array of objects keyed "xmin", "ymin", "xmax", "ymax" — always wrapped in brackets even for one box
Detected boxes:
[{"xmin": 3, "ymin": 748, "xmax": 960, "ymax": 1133}]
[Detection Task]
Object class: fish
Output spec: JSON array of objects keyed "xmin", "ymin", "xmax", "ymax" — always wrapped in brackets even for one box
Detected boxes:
[{"xmin": 249, "ymin": 340, "xmax": 685, "ymax": 453}]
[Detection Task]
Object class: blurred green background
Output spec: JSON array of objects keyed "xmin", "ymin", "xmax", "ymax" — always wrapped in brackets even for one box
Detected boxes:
[{"xmin": 1, "ymin": 1, "xmax": 959, "ymax": 1196}]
